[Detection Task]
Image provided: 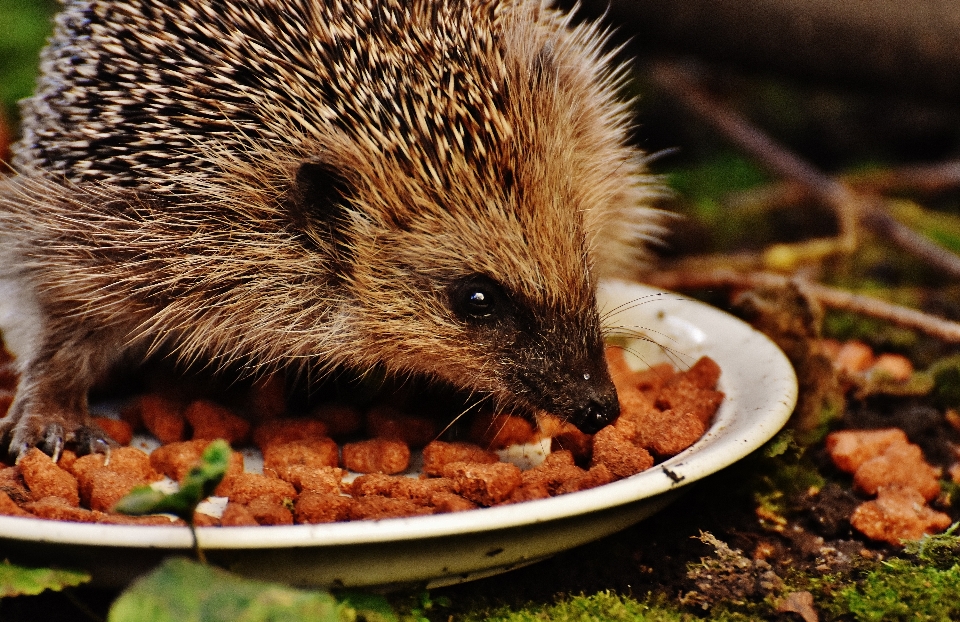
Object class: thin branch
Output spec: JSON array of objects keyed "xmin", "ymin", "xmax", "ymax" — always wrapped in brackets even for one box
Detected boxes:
[
  {"xmin": 727, "ymin": 160, "xmax": 960, "ymax": 213},
  {"xmin": 647, "ymin": 59, "xmax": 960, "ymax": 279},
  {"xmin": 643, "ymin": 267, "xmax": 960, "ymax": 343}
]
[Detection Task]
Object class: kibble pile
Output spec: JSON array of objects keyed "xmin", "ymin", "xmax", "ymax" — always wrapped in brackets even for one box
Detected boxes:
[{"xmin": 0, "ymin": 348, "xmax": 723, "ymax": 525}]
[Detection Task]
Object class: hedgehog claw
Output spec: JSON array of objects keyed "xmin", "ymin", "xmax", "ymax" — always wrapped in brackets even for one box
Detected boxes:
[
  {"xmin": 13, "ymin": 443, "xmax": 30, "ymax": 465},
  {"xmin": 39, "ymin": 423, "xmax": 66, "ymax": 462},
  {"xmin": 72, "ymin": 425, "xmax": 117, "ymax": 459}
]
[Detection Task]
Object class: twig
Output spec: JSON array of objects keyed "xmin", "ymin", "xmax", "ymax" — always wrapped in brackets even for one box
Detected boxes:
[
  {"xmin": 648, "ymin": 59, "xmax": 960, "ymax": 279},
  {"xmin": 648, "ymin": 60, "xmax": 862, "ymax": 249},
  {"xmin": 644, "ymin": 267, "xmax": 960, "ymax": 343},
  {"xmin": 727, "ymin": 160, "xmax": 960, "ymax": 213}
]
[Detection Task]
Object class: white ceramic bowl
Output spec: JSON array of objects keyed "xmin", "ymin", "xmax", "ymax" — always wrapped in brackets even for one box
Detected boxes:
[{"xmin": 0, "ymin": 280, "xmax": 797, "ymax": 589}]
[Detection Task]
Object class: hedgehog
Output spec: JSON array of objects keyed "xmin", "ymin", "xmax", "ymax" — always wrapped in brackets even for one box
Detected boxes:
[{"xmin": 0, "ymin": 0, "xmax": 663, "ymax": 461}]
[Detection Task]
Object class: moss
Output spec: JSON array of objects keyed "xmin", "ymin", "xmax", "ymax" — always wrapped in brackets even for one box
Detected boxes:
[
  {"xmin": 453, "ymin": 591, "xmax": 775, "ymax": 622},
  {"xmin": 823, "ymin": 559, "xmax": 960, "ymax": 621},
  {"xmin": 458, "ymin": 591, "xmax": 694, "ymax": 622},
  {"xmin": 904, "ymin": 523, "xmax": 960, "ymax": 569},
  {"xmin": 0, "ymin": 0, "xmax": 56, "ymax": 118}
]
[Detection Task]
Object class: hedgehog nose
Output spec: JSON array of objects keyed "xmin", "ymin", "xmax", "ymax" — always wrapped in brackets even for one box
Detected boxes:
[{"xmin": 571, "ymin": 395, "xmax": 620, "ymax": 434}]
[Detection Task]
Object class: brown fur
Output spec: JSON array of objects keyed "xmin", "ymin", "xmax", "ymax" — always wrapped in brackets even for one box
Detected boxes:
[{"xmin": 0, "ymin": 0, "xmax": 663, "ymax": 458}]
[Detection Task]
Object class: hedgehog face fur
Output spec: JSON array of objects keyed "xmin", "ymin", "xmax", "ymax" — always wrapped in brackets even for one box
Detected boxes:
[{"xmin": 0, "ymin": 0, "xmax": 663, "ymax": 458}]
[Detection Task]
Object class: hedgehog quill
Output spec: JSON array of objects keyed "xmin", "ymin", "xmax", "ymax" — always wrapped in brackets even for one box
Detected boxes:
[{"xmin": 0, "ymin": 0, "xmax": 663, "ymax": 460}]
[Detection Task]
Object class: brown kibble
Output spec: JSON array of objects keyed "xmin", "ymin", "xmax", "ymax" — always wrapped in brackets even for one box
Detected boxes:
[
  {"xmin": 193, "ymin": 511, "xmax": 220, "ymax": 527},
  {"xmin": 632, "ymin": 363, "xmax": 678, "ymax": 397},
  {"xmin": 679, "ymin": 356, "xmax": 722, "ymax": 390},
  {"xmin": 534, "ymin": 413, "xmax": 567, "ymax": 439},
  {"xmin": 252, "ymin": 418, "xmax": 330, "ymax": 451},
  {"xmin": 550, "ymin": 428, "xmax": 593, "ymax": 465},
  {"xmin": 520, "ymin": 450, "xmax": 585, "ymax": 496},
  {"xmin": 850, "ymin": 486, "xmax": 952, "ymax": 546},
  {"xmin": 0, "ymin": 466, "xmax": 31, "ymax": 504},
  {"xmin": 91, "ymin": 417, "xmax": 134, "ymax": 446},
  {"xmin": 342, "ymin": 438, "xmax": 410, "ymax": 474},
  {"xmin": 0, "ymin": 491, "xmax": 31, "ymax": 517},
  {"xmin": 655, "ymin": 379, "xmax": 724, "ymax": 426},
  {"xmin": 640, "ymin": 409, "xmax": 706, "ymax": 458},
  {"xmin": 505, "ymin": 479, "xmax": 552, "ymax": 503},
  {"xmin": 469, "ymin": 413, "xmax": 534, "ymax": 449},
  {"xmin": 57, "ymin": 450, "xmax": 77, "ymax": 474},
  {"xmin": 605, "ymin": 347, "xmax": 635, "ymax": 388},
  {"xmin": 366, "ymin": 404, "xmax": 438, "ymax": 447},
  {"xmin": 149, "ymin": 439, "xmax": 211, "ymax": 482},
  {"xmin": 348, "ymin": 495, "xmax": 432, "ymax": 520},
  {"xmin": 263, "ymin": 438, "xmax": 339, "ymax": 472},
  {"xmin": 295, "ymin": 491, "xmax": 353, "ymax": 523},
  {"xmin": 86, "ymin": 470, "xmax": 143, "ymax": 512},
  {"xmin": 212, "ymin": 451, "xmax": 246, "ymax": 497},
  {"xmin": 853, "ymin": 441, "xmax": 941, "ymax": 502},
  {"xmin": 18, "ymin": 448, "xmax": 80, "ymax": 506},
  {"xmin": 613, "ymin": 388, "xmax": 658, "ymax": 441},
  {"xmin": 98, "ymin": 512, "xmax": 184, "ymax": 526},
  {"xmin": 351, "ymin": 473, "xmax": 453, "ymax": 503},
  {"xmin": 591, "ymin": 426, "xmax": 653, "ymax": 480},
  {"xmin": 220, "ymin": 501, "xmax": 259, "ymax": 526},
  {"xmin": 23, "ymin": 497, "xmax": 99, "ymax": 523},
  {"xmin": 133, "ymin": 394, "xmax": 186, "ymax": 444},
  {"xmin": 535, "ymin": 450, "xmax": 576, "ymax": 469},
  {"xmin": 72, "ymin": 447, "xmax": 161, "ymax": 505},
  {"xmin": 559, "ymin": 464, "xmax": 615, "ymax": 494},
  {"xmin": 311, "ymin": 402, "xmax": 363, "ymax": 438},
  {"xmin": 245, "ymin": 496, "xmax": 294, "ymax": 525},
  {"xmin": 227, "ymin": 472, "xmax": 297, "ymax": 505},
  {"xmin": 100, "ymin": 447, "xmax": 159, "ymax": 480},
  {"xmin": 350, "ymin": 472, "xmax": 410, "ymax": 497},
  {"xmin": 271, "ymin": 464, "xmax": 344, "ymax": 494},
  {"xmin": 870, "ymin": 353, "xmax": 914, "ymax": 382},
  {"xmin": 825, "ymin": 428, "xmax": 910, "ymax": 474},
  {"xmin": 606, "ymin": 347, "xmax": 678, "ymax": 398},
  {"xmin": 185, "ymin": 399, "xmax": 251, "ymax": 444},
  {"xmin": 248, "ymin": 373, "xmax": 287, "ymax": 420},
  {"xmin": 429, "ymin": 491, "xmax": 477, "ymax": 513},
  {"xmin": 421, "ymin": 441, "xmax": 499, "ymax": 477},
  {"xmin": 442, "ymin": 461, "xmax": 522, "ymax": 506},
  {"xmin": 834, "ymin": 340, "xmax": 875, "ymax": 375}
]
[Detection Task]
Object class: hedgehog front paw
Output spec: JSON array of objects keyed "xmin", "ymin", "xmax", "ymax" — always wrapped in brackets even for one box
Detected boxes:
[
  {"xmin": 1, "ymin": 404, "xmax": 115, "ymax": 463},
  {"xmin": 2, "ymin": 409, "xmax": 67, "ymax": 462}
]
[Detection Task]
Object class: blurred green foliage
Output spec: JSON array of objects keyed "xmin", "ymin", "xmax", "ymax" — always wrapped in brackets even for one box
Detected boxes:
[{"xmin": 0, "ymin": 0, "xmax": 55, "ymax": 119}]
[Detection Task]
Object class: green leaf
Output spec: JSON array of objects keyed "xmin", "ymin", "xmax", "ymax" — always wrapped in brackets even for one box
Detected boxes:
[
  {"xmin": 338, "ymin": 591, "xmax": 398, "ymax": 622},
  {"xmin": 108, "ymin": 558, "xmax": 352, "ymax": 622},
  {"xmin": 114, "ymin": 439, "xmax": 231, "ymax": 521},
  {"xmin": 0, "ymin": 560, "xmax": 90, "ymax": 597}
]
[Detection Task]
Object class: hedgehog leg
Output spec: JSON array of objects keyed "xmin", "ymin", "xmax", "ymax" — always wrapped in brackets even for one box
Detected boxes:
[{"xmin": 0, "ymin": 332, "xmax": 119, "ymax": 462}]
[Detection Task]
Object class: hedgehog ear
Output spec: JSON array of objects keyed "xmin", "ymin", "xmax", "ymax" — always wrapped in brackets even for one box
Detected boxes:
[{"xmin": 291, "ymin": 161, "xmax": 351, "ymax": 231}]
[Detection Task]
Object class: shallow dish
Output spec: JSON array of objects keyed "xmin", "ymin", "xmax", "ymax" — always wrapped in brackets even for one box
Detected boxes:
[{"xmin": 0, "ymin": 280, "xmax": 797, "ymax": 589}]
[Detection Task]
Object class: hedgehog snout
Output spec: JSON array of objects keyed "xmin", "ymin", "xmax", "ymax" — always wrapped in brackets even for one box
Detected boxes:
[{"xmin": 568, "ymin": 385, "xmax": 620, "ymax": 434}]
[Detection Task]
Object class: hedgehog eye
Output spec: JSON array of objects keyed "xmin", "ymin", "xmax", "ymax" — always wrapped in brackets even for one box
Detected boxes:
[{"xmin": 449, "ymin": 275, "xmax": 507, "ymax": 322}]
